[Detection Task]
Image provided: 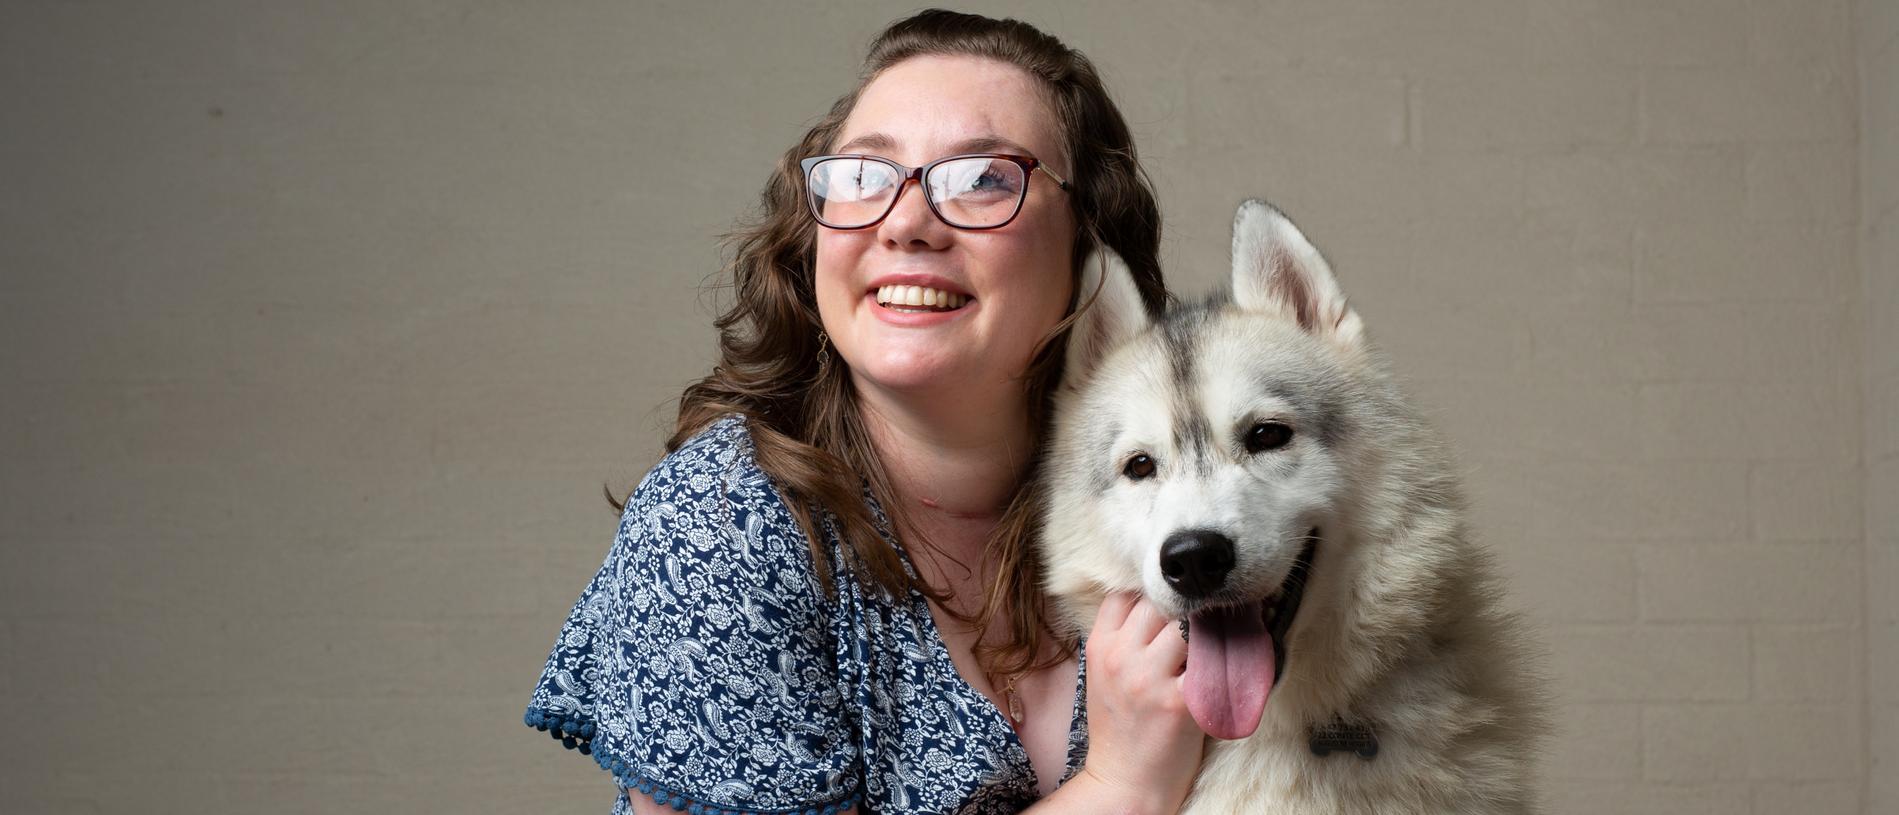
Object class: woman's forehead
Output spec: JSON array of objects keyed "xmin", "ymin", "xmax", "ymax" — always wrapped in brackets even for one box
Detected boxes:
[{"xmin": 838, "ymin": 54, "xmax": 1063, "ymax": 164}]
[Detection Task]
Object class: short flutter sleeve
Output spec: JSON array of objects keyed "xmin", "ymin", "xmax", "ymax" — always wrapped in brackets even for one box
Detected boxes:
[{"xmin": 524, "ymin": 418, "xmax": 861, "ymax": 815}]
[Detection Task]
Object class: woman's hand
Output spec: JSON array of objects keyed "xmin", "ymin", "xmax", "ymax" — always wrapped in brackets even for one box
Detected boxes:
[{"xmin": 1076, "ymin": 591, "xmax": 1206, "ymax": 812}]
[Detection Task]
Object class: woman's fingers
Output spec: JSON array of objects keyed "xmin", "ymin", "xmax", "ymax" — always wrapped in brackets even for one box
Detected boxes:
[
  {"xmin": 1122, "ymin": 593, "xmax": 1174, "ymax": 643},
  {"xmin": 1078, "ymin": 590, "xmax": 1207, "ymax": 807},
  {"xmin": 1144, "ymin": 613, "xmax": 1189, "ymax": 674},
  {"xmin": 1094, "ymin": 592, "xmax": 1180, "ymax": 647},
  {"xmin": 1093, "ymin": 591, "xmax": 1136, "ymax": 633},
  {"xmin": 1094, "ymin": 592, "xmax": 1188, "ymax": 675}
]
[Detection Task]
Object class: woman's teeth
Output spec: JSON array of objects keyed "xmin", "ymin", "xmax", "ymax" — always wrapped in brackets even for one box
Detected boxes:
[{"xmin": 876, "ymin": 285, "xmax": 968, "ymax": 311}]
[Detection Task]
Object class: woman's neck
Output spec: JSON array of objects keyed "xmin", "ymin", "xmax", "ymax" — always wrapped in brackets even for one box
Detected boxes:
[{"xmin": 855, "ymin": 382, "xmax": 1033, "ymax": 561}]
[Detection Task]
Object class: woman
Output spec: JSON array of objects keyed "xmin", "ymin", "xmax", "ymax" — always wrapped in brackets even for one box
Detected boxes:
[{"xmin": 525, "ymin": 10, "xmax": 1202, "ymax": 814}]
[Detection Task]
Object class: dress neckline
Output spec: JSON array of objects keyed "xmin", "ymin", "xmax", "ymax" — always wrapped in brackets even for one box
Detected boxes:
[
  {"xmin": 863, "ymin": 489, "xmax": 1089, "ymax": 794},
  {"xmin": 908, "ymin": 586, "xmax": 1087, "ymax": 793}
]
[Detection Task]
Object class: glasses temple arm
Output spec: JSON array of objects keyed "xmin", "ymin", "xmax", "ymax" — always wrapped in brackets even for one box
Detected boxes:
[{"xmin": 1036, "ymin": 164, "xmax": 1072, "ymax": 191}]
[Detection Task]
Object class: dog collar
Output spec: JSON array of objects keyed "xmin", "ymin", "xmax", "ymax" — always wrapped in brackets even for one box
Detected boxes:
[{"xmin": 1308, "ymin": 716, "xmax": 1378, "ymax": 760}]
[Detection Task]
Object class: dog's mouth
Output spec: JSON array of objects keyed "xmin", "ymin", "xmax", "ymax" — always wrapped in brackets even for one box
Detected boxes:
[{"xmin": 1180, "ymin": 530, "xmax": 1319, "ymax": 741}]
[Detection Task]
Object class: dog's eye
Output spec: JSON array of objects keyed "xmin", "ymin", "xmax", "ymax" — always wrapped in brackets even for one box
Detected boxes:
[
  {"xmin": 1123, "ymin": 454, "xmax": 1156, "ymax": 481},
  {"xmin": 1245, "ymin": 422, "xmax": 1293, "ymax": 453}
]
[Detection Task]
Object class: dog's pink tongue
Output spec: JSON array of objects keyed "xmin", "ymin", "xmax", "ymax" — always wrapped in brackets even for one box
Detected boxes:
[{"xmin": 1183, "ymin": 604, "xmax": 1275, "ymax": 741}]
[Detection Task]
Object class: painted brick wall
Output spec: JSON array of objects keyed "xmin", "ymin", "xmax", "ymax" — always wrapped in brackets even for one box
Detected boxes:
[
  {"xmin": 0, "ymin": 2, "xmax": 1878, "ymax": 813},
  {"xmin": 1861, "ymin": 2, "xmax": 1899, "ymax": 813}
]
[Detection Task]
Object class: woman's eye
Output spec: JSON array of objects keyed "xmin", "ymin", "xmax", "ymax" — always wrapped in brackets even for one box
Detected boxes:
[
  {"xmin": 1245, "ymin": 422, "xmax": 1293, "ymax": 454},
  {"xmin": 971, "ymin": 170, "xmax": 1009, "ymax": 190},
  {"xmin": 1123, "ymin": 454, "xmax": 1156, "ymax": 481}
]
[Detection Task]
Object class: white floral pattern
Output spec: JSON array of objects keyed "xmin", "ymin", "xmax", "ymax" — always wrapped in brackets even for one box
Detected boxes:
[{"xmin": 525, "ymin": 416, "xmax": 1088, "ymax": 815}]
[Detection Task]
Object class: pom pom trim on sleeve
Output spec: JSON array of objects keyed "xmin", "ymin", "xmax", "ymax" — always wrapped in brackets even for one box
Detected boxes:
[{"xmin": 524, "ymin": 706, "xmax": 860, "ymax": 815}]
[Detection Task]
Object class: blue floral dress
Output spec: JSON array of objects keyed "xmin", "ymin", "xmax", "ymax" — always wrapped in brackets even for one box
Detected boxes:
[{"xmin": 524, "ymin": 416, "xmax": 1088, "ymax": 814}]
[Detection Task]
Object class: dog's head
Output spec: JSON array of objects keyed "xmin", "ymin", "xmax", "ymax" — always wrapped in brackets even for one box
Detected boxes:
[{"xmin": 1041, "ymin": 200, "xmax": 1379, "ymax": 741}]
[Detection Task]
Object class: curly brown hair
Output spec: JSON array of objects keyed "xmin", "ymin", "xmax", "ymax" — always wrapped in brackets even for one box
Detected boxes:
[{"xmin": 647, "ymin": 9, "xmax": 1166, "ymax": 679}]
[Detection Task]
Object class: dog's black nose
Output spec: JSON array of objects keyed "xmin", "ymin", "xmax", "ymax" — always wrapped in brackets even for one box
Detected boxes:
[{"xmin": 1159, "ymin": 530, "xmax": 1236, "ymax": 599}]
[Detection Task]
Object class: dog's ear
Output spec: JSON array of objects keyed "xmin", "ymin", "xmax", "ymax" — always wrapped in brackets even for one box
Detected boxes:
[
  {"xmin": 1230, "ymin": 200, "xmax": 1365, "ymax": 351},
  {"xmin": 1065, "ymin": 245, "xmax": 1150, "ymax": 382}
]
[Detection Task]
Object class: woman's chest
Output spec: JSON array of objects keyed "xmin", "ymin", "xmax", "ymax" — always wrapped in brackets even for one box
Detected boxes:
[
  {"xmin": 1006, "ymin": 655, "xmax": 1083, "ymax": 797},
  {"xmin": 843, "ymin": 589, "xmax": 1085, "ymax": 813}
]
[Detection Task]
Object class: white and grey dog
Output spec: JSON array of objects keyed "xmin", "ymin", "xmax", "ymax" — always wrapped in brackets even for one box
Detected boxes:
[{"xmin": 1041, "ymin": 201, "xmax": 1545, "ymax": 814}]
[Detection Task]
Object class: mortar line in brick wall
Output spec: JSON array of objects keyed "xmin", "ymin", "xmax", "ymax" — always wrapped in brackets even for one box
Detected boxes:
[
  {"xmin": 1861, "ymin": 523, "xmax": 1872, "ymax": 811},
  {"xmin": 1634, "ymin": 70, "xmax": 1651, "ymax": 147},
  {"xmin": 1744, "ymin": 624, "xmax": 1757, "ymax": 702},
  {"xmin": 1635, "ymin": 703, "xmax": 1652, "ymax": 781},
  {"xmin": 1621, "ymin": 225, "xmax": 1636, "ymax": 308},
  {"xmin": 1859, "ymin": 12, "xmax": 1883, "ymax": 797},
  {"xmin": 1634, "ymin": 543, "xmax": 1648, "ymax": 623},
  {"xmin": 1861, "ymin": 414, "xmax": 1874, "ymax": 806},
  {"xmin": 1745, "ymin": 460, "xmax": 1761, "ymax": 542},
  {"xmin": 1402, "ymin": 78, "xmax": 1418, "ymax": 151}
]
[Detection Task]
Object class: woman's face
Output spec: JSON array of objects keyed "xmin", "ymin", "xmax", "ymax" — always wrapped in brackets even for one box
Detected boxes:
[{"xmin": 814, "ymin": 54, "xmax": 1077, "ymax": 406}]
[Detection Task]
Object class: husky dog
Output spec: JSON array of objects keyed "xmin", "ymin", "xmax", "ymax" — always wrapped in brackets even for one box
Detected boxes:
[{"xmin": 1041, "ymin": 202, "xmax": 1545, "ymax": 814}]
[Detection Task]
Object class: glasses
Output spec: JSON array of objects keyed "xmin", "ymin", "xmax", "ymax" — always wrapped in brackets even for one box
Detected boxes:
[{"xmin": 799, "ymin": 153, "xmax": 1071, "ymax": 230}]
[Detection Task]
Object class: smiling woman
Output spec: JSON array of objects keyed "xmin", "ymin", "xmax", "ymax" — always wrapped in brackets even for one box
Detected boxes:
[
  {"xmin": 523, "ymin": 9, "xmax": 1195, "ymax": 815},
  {"xmin": 814, "ymin": 54, "xmax": 1078, "ymax": 404}
]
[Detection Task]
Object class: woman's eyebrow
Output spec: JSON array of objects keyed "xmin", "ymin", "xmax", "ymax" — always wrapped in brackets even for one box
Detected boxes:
[
  {"xmin": 832, "ymin": 132, "xmax": 1038, "ymax": 157},
  {"xmin": 835, "ymin": 132, "xmax": 894, "ymax": 153},
  {"xmin": 952, "ymin": 135, "xmax": 1034, "ymax": 155}
]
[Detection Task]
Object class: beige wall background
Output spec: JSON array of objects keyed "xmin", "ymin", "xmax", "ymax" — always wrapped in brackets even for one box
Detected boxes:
[
  {"xmin": 1, "ymin": 1, "xmax": 1891, "ymax": 813},
  {"xmin": 1863, "ymin": 0, "xmax": 1897, "ymax": 809}
]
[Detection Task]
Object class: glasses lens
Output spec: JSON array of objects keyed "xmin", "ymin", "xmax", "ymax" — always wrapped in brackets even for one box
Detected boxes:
[
  {"xmin": 928, "ymin": 157, "xmax": 1027, "ymax": 228},
  {"xmin": 808, "ymin": 158, "xmax": 900, "ymax": 227}
]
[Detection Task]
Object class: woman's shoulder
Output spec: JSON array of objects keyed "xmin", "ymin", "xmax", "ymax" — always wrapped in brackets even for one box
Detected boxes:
[
  {"xmin": 644, "ymin": 412, "xmax": 753, "ymax": 479},
  {"xmin": 529, "ymin": 416, "xmax": 863, "ymax": 813},
  {"xmin": 622, "ymin": 413, "xmax": 824, "ymax": 578},
  {"xmin": 629, "ymin": 414, "xmax": 767, "ymax": 509}
]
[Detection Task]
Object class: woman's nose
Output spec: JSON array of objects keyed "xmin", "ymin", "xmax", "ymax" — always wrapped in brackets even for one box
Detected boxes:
[{"xmin": 877, "ymin": 177, "xmax": 953, "ymax": 249}]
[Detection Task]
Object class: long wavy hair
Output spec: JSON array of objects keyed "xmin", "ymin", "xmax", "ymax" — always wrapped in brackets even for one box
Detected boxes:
[{"xmin": 647, "ymin": 9, "xmax": 1166, "ymax": 679}]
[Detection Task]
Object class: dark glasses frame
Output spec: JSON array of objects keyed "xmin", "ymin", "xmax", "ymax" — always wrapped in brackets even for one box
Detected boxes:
[{"xmin": 798, "ymin": 152, "xmax": 1072, "ymax": 231}]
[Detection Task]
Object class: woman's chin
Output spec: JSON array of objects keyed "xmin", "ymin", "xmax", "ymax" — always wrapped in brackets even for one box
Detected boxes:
[
  {"xmin": 850, "ymin": 354, "xmax": 990, "ymax": 399},
  {"xmin": 853, "ymin": 363, "xmax": 963, "ymax": 395}
]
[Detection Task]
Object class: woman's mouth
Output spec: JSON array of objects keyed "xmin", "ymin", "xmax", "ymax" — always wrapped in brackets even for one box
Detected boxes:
[{"xmin": 875, "ymin": 284, "xmax": 970, "ymax": 313}]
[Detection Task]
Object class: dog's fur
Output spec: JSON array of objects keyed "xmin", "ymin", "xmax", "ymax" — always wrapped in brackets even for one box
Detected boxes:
[{"xmin": 1040, "ymin": 201, "xmax": 1545, "ymax": 814}]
